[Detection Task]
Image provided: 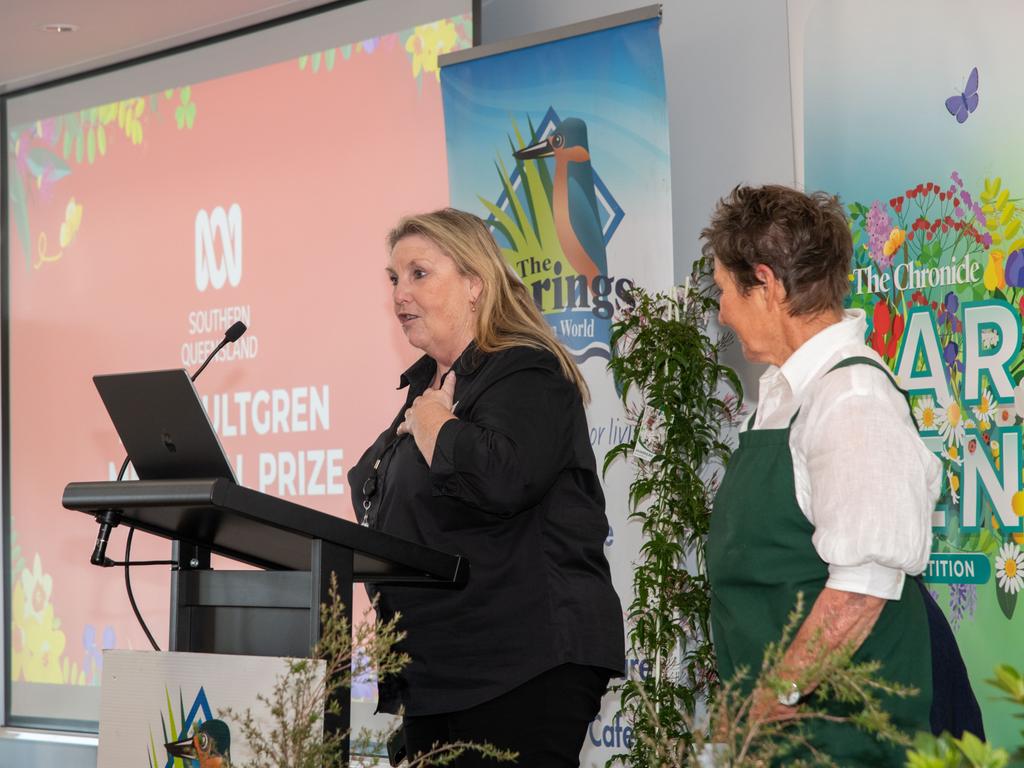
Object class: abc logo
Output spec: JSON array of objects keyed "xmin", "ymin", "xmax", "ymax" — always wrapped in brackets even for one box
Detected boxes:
[{"xmin": 195, "ymin": 204, "xmax": 242, "ymax": 291}]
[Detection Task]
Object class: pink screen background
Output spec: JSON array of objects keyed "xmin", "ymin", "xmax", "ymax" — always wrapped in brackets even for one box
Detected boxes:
[{"xmin": 7, "ymin": 17, "xmax": 469, "ymax": 696}]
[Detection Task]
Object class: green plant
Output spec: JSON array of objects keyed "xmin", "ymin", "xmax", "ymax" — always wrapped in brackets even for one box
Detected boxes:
[
  {"xmin": 988, "ymin": 664, "xmax": 1024, "ymax": 759},
  {"xmin": 904, "ymin": 731, "xmax": 1008, "ymax": 768},
  {"xmin": 605, "ymin": 256, "xmax": 742, "ymax": 765},
  {"xmin": 902, "ymin": 663, "xmax": 1024, "ymax": 768},
  {"xmin": 221, "ymin": 573, "xmax": 514, "ymax": 767}
]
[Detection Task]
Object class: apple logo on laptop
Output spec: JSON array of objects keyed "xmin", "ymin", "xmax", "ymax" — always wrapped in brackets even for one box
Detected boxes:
[{"xmin": 161, "ymin": 431, "xmax": 178, "ymax": 454}]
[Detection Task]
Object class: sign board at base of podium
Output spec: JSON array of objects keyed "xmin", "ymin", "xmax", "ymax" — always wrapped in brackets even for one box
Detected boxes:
[{"xmin": 98, "ymin": 650, "xmax": 323, "ymax": 768}]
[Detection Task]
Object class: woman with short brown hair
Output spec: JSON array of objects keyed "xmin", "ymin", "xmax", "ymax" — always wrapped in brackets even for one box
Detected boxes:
[{"xmin": 703, "ymin": 184, "xmax": 981, "ymax": 765}]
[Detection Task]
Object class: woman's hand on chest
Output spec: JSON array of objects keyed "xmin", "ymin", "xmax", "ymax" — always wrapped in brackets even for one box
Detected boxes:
[{"xmin": 397, "ymin": 372, "xmax": 458, "ymax": 465}]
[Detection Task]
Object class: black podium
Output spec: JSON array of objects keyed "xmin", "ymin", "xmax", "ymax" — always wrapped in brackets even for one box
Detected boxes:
[{"xmin": 62, "ymin": 477, "xmax": 468, "ymax": 759}]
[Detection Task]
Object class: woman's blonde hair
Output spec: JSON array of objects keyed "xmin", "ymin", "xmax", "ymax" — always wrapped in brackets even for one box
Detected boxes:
[{"xmin": 387, "ymin": 208, "xmax": 590, "ymax": 402}]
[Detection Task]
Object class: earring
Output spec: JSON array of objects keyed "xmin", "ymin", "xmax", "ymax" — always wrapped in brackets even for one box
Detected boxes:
[{"xmin": 471, "ymin": 301, "xmax": 477, "ymax": 312}]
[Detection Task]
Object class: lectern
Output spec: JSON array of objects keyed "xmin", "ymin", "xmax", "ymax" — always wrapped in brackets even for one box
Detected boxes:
[{"xmin": 62, "ymin": 478, "xmax": 468, "ymax": 759}]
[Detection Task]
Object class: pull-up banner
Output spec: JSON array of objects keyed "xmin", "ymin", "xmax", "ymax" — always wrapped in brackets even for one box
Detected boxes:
[
  {"xmin": 801, "ymin": 0, "xmax": 1024, "ymax": 750},
  {"xmin": 440, "ymin": 9, "xmax": 672, "ymax": 765}
]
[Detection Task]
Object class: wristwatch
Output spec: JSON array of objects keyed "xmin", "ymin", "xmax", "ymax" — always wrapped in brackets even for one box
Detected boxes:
[{"xmin": 778, "ymin": 681, "xmax": 801, "ymax": 707}]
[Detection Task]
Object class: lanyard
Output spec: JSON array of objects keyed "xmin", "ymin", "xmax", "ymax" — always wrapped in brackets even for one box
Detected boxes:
[{"xmin": 360, "ymin": 431, "xmax": 404, "ymax": 526}]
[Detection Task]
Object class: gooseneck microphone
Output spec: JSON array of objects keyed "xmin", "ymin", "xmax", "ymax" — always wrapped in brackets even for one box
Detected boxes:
[
  {"xmin": 89, "ymin": 321, "xmax": 248, "ymax": 567},
  {"xmin": 191, "ymin": 320, "xmax": 247, "ymax": 381}
]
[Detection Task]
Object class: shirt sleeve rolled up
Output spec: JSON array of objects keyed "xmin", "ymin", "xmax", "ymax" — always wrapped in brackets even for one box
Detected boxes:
[{"xmin": 796, "ymin": 374, "xmax": 942, "ymax": 600}]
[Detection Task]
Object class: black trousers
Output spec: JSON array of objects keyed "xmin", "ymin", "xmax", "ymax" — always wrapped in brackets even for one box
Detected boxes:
[
  {"xmin": 913, "ymin": 578, "xmax": 985, "ymax": 739},
  {"xmin": 402, "ymin": 664, "xmax": 611, "ymax": 767}
]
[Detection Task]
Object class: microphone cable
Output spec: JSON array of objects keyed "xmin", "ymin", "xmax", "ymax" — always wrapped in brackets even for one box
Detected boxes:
[
  {"xmin": 114, "ymin": 455, "xmax": 166, "ymax": 651},
  {"xmin": 124, "ymin": 527, "xmax": 161, "ymax": 651}
]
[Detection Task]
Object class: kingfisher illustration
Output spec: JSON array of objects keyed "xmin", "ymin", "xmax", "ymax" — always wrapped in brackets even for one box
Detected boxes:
[
  {"xmin": 514, "ymin": 118, "xmax": 607, "ymax": 289},
  {"xmin": 165, "ymin": 718, "xmax": 232, "ymax": 767}
]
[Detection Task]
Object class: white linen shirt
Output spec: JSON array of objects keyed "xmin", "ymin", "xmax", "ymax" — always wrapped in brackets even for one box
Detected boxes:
[{"xmin": 751, "ymin": 309, "xmax": 942, "ymax": 600}]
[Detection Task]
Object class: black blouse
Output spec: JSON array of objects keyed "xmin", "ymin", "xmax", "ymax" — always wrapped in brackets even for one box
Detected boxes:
[{"xmin": 349, "ymin": 343, "xmax": 625, "ymax": 716}]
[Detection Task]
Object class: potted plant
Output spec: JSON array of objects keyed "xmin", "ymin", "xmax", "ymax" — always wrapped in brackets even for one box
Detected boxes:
[{"xmin": 605, "ymin": 255, "xmax": 742, "ymax": 765}]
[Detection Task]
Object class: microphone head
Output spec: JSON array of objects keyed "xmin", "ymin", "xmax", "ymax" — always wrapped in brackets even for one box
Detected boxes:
[{"xmin": 224, "ymin": 321, "xmax": 247, "ymax": 343}]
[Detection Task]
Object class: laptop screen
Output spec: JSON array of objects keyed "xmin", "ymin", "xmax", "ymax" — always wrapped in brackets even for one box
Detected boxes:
[{"xmin": 93, "ymin": 369, "xmax": 236, "ymax": 482}]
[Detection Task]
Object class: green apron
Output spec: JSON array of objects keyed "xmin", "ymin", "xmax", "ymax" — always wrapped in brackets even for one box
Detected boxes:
[{"xmin": 707, "ymin": 356, "xmax": 932, "ymax": 766}]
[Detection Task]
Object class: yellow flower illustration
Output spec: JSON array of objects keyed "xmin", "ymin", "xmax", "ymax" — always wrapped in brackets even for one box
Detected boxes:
[
  {"xmin": 984, "ymin": 250, "xmax": 1007, "ymax": 292},
  {"xmin": 981, "ymin": 177, "xmax": 1024, "ymax": 251},
  {"xmin": 882, "ymin": 227, "xmax": 906, "ymax": 258},
  {"xmin": 59, "ymin": 198, "xmax": 83, "ymax": 249},
  {"xmin": 938, "ymin": 396, "xmax": 964, "ymax": 447},
  {"xmin": 982, "ymin": 176, "xmax": 1003, "ymax": 203},
  {"xmin": 21, "ymin": 553, "xmax": 52, "ymax": 622},
  {"xmin": 11, "ymin": 578, "xmax": 67, "ymax": 684},
  {"xmin": 996, "ymin": 542, "xmax": 1024, "ymax": 594},
  {"xmin": 973, "ymin": 390, "xmax": 997, "ymax": 431},
  {"xmin": 405, "ymin": 20, "xmax": 459, "ymax": 81},
  {"xmin": 1014, "ymin": 490, "xmax": 1024, "ymax": 517},
  {"xmin": 914, "ymin": 395, "xmax": 939, "ymax": 431}
]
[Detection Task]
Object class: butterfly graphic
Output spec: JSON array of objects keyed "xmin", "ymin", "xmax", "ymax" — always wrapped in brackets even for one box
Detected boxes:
[{"xmin": 946, "ymin": 67, "xmax": 979, "ymax": 124}]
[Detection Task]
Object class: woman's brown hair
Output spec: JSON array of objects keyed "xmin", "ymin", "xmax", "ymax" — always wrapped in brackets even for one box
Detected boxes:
[{"xmin": 701, "ymin": 184, "xmax": 852, "ymax": 317}]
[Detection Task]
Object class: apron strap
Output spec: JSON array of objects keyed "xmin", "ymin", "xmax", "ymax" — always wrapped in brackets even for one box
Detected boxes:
[
  {"xmin": 825, "ymin": 355, "xmax": 917, "ymax": 427},
  {"xmin": 748, "ymin": 356, "xmax": 912, "ymax": 432},
  {"xmin": 746, "ymin": 408, "xmax": 804, "ymax": 429},
  {"xmin": 745, "ymin": 408, "xmax": 801, "ymax": 429}
]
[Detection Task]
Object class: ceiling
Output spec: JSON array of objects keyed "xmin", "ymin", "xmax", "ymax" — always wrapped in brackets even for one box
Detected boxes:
[{"xmin": 0, "ymin": 0, "xmax": 344, "ymax": 97}]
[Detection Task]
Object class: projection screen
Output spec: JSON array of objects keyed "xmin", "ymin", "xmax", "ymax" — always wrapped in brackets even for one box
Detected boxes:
[{"xmin": 3, "ymin": 0, "xmax": 472, "ymax": 728}]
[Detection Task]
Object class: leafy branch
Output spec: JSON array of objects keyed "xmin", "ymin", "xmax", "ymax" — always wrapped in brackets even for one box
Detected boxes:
[
  {"xmin": 221, "ymin": 573, "xmax": 515, "ymax": 767},
  {"xmin": 605, "ymin": 255, "xmax": 742, "ymax": 765},
  {"xmin": 633, "ymin": 594, "xmax": 919, "ymax": 767}
]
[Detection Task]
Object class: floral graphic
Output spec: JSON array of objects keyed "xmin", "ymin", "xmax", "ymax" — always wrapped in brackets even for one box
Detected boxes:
[
  {"xmin": 937, "ymin": 394, "xmax": 965, "ymax": 449},
  {"xmin": 10, "ymin": 518, "xmax": 89, "ymax": 686},
  {"xmin": 12, "ymin": 577, "xmax": 65, "ymax": 684},
  {"xmin": 973, "ymin": 389, "xmax": 997, "ymax": 430},
  {"xmin": 996, "ymin": 542, "xmax": 1024, "ymax": 594},
  {"xmin": 59, "ymin": 197, "xmax": 83, "ymax": 247},
  {"xmin": 295, "ymin": 14, "xmax": 472, "ymax": 85},
  {"xmin": 82, "ymin": 624, "xmax": 116, "ymax": 686},
  {"xmin": 866, "ymin": 200, "xmax": 895, "ymax": 268},
  {"xmin": 299, "ymin": 47, "xmax": 340, "ymax": 73},
  {"xmin": 868, "ymin": 299, "xmax": 904, "ymax": 359},
  {"xmin": 404, "ymin": 19, "xmax": 463, "ymax": 82},
  {"xmin": 173, "ymin": 87, "xmax": 196, "ymax": 130},
  {"xmin": 946, "ymin": 468, "xmax": 960, "ymax": 504},
  {"xmin": 948, "ymin": 583, "xmax": 977, "ymax": 631},
  {"xmin": 33, "ymin": 196, "xmax": 84, "ymax": 270},
  {"xmin": 8, "ymin": 89, "xmax": 197, "ymax": 274},
  {"xmin": 848, "ymin": 170, "xmax": 1024, "ymax": 622},
  {"xmin": 11, "ymin": 553, "xmax": 84, "ymax": 685},
  {"xmin": 7, "ymin": 88, "xmax": 197, "ymax": 270},
  {"xmin": 298, "ymin": 32, "xmax": 398, "ymax": 73},
  {"xmin": 21, "ymin": 553, "xmax": 53, "ymax": 622}
]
